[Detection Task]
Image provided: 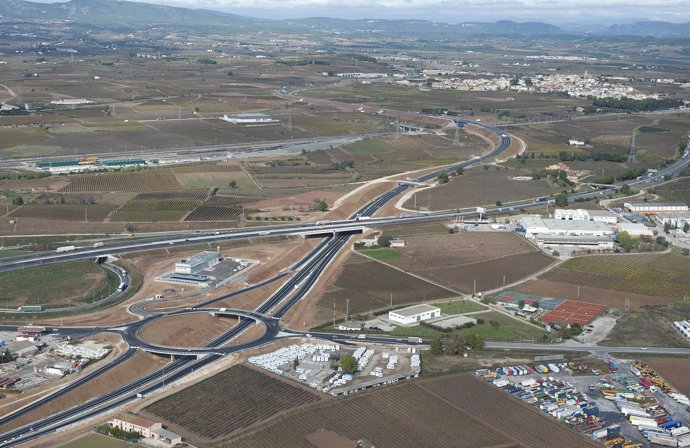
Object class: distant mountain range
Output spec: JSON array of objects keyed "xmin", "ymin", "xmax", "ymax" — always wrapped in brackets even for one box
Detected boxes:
[{"xmin": 1, "ymin": 0, "xmax": 690, "ymax": 38}]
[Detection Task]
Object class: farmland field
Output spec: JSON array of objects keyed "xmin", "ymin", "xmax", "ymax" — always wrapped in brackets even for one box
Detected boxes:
[
  {"xmin": 9, "ymin": 204, "xmax": 113, "ymax": 222},
  {"xmin": 143, "ymin": 364, "xmax": 321, "ymax": 443},
  {"xmin": 421, "ymin": 374, "xmax": 600, "ymax": 448},
  {"xmin": 602, "ymin": 302, "xmax": 690, "ymax": 347},
  {"xmin": 58, "ymin": 433, "xmax": 132, "ymax": 448},
  {"xmin": 540, "ymin": 253, "xmax": 690, "ymax": 298},
  {"xmin": 316, "ymin": 253, "xmax": 456, "ymax": 316},
  {"xmin": 0, "ymin": 260, "xmax": 111, "ymax": 308},
  {"xmin": 59, "ymin": 169, "xmax": 182, "ymax": 193},
  {"xmin": 644, "ymin": 357, "xmax": 690, "ymax": 396},
  {"xmin": 221, "ymin": 380, "xmax": 514, "ymax": 448},
  {"xmin": 381, "ymin": 230, "xmax": 556, "ymax": 293},
  {"xmin": 403, "ymin": 168, "xmax": 562, "ymax": 211},
  {"xmin": 111, "ymin": 199, "xmax": 201, "ymax": 222},
  {"xmin": 184, "ymin": 205, "xmax": 243, "ymax": 221},
  {"xmin": 655, "ymin": 177, "xmax": 690, "ymax": 204}
]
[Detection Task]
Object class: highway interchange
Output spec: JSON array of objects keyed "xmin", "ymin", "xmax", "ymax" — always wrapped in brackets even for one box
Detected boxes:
[{"xmin": 1, "ymin": 117, "xmax": 690, "ymax": 446}]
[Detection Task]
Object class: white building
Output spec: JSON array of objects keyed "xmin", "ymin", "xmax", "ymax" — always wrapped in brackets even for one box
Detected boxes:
[
  {"xmin": 519, "ymin": 216, "xmax": 614, "ymax": 239},
  {"xmin": 222, "ymin": 113, "xmax": 275, "ymax": 124},
  {"xmin": 175, "ymin": 251, "xmax": 220, "ymax": 275},
  {"xmin": 616, "ymin": 223, "xmax": 655, "ymax": 238},
  {"xmin": 49, "ymin": 99, "xmax": 94, "ymax": 105},
  {"xmin": 535, "ymin": 234, "xmax": 615, "ymax": 250},
  {"xmin": 553, "ymin": 208, "xmax": 617, "ymax": 224},
  {"xmin": 388, "ymin": 304, "xmax": 441, "ymax": 325},
  {"xmin": 568, "ymin": 139, "xmax": 585, "ymax": 146},
  {"xmin": 336, "ymin": 72, "xmax": 388, "ymax": 79},
  {"xmin": 624, "ymin": 202, "xmax": 688, "ymax": 213},
  {"xmin": 654, "ymin": 211, "xmax": 690, "ymax": 229}
]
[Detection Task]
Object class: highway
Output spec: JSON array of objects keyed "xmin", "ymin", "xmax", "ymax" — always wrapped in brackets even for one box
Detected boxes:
[{"xmin": 1, "ymin": 117, "xmax": 689, "ymax": 447}]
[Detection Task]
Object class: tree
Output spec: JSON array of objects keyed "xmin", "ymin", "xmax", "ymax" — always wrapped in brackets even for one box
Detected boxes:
[
  {"xmin": 293, "ymin": 356, "xmax": 299, "ymax": 370},
  {"xmin": 684, "ymin": 222, "xmax": 690, "ymax": 233},
  {"xmin": 437, "ymin": 172, "xmax": 449, "ymax": 184},
  {"xmin": 448, "ymin": 227, "xmax": 455, "ymax": 234},
  {"xmin": 378, "ymin": 234, "xmax": 393, "ymax": 248},
  {"xmin": 11, "ymin": 196, "xmax": 23, "ymax": 206},
  {"xmin": 228, "ymin": 179, "xmax": 238, "ymax": 188},
  {"xmin": 495, "ymin": 201, "xmax": 502, "ymax": 207},
  {"xmin": 339, "ymin": 355, "xmax": 358, "ymax": 373},
  {"xmin": 318, "ymin": 200, "xmax": 328, "ymax": 212},
  {"xmin": 552, "ymin": 250, "xmax": 560, "ymax": 257},
  {"xmin": 430, "ymin": 336, "xmax": 443, "ymax": 355},
  {"xmin": 617, "ymin": 230, "xmax": 637, "ymax": 252},
  {"xmin": 620, "ymin": 184, "xmax": 631, "ymax": 195},
  {"xmin": 533, "ymin": 301, "xmax": 540, "ymax": 309},
  {"xmin": 465, "ymin": 334, "xmax": 485, "ymax": 350},
  {"xmin": 455, "ymin": 167, "xmax": 464, "ymax": 176},
  {"xmin": 555, "ymin": 191, "xmax": 568, "ymax": 207},
  {"xmin": 518, "ymin": 299, "xmax": 525, "ymax": 309}
]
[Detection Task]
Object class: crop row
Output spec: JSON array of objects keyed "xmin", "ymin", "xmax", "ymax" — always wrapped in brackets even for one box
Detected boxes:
[
  {"xmin": 118, "ymin": 199, "xmax": 201, "ymax": 212},
  {"xmin": 135, "ymin": 189, "xmax": 209, "ymax": 201},
  {"xmin": 184, "ymin": 205, "xmax": 243, "ymax": 222},
  {"xmin": 59, "ymin": 170, "xmax": 182, "ymax": 193}
]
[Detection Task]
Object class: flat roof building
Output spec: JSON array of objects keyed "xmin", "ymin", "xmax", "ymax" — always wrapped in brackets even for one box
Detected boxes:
[
  {"xmin": 616, "ymin": 222, "xmax": 655, "ymax": 238},
  {"xmin": 534, "ymin": 234, "xmax": 615, "ymax": 250},
  {"xmin": 624, "ymin": 202, "xmax": 688, "ymax": 213},
  {"xmin": 222, "ymin": 113, "xmax": 275, "ymax": 124},
  {"xmin": 389, "ymin": 304, "xmax": 441, "ymax": 325},
  {"xmin": 654, "ymin": 211, "xmax": 690, "ymax": 228},
  {"xmin": 175, "ymin": 251, "xmax": 220, "ymax": 275},
  {"xmin": 519, "ymin": 216, "xmax": 613, "ymax": 239},
  {"xmin": 553, "ymin": 208, "xmax": 617, "ymax": 224}
]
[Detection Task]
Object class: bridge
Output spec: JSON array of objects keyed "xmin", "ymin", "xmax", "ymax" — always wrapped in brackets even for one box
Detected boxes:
[{"xmin": 295, "ymin": 226, "xmax": 365, "ymax": 238}]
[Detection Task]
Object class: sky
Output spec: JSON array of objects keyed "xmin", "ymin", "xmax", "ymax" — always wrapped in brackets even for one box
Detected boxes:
[{"xmin": 28, "ymin": 0, "xmax": 690, "ymax": 24}]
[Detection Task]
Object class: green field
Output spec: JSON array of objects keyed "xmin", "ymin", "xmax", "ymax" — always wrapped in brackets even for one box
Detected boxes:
[
  {"xmin": 58, "ymin": 433, "xmax": 131, "ymax": 448},
  {"xmin": 357, "ymin": 248, "xmax": 404, "ymax": 260},
  {"xmin": 0, "ymin": 260, "xmax": 114, "ymax": 308},
  {"xmin": 389, "ymin": 311, "xmax": 546, "ymax": 342},
  {"xmin": 436, "ymin": 299, "xmax": 487, "ymax": 315}
]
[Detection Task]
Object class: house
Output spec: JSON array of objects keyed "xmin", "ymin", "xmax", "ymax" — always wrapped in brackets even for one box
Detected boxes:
[{"xmin": 109, "ymin": 415, "xmax": 182, "ymax": 446}]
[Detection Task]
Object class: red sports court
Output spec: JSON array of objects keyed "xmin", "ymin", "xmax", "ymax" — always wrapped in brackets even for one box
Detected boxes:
[{"xmin": 540, "ymin": 300, "xmax": 607, "ymax": 326}]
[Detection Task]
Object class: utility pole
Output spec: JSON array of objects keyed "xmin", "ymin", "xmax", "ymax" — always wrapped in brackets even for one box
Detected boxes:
[
  {"xmin": 473, "ymin": 279, "xmax": 477, "ymax": 297},
  {"xmin": 629, "ymin": 130, "xmax": 636, "ymax": 163},
  {"xmin": 345, "ymin": 298, "xmax": 350, "ymax": 320},
  {"xmin": 390, "ymin": 293, "xmax": 393, "ymax": 307},
  {"xmin": 453, "ymin": 122, "xmax": 459, "ymax": 145}
]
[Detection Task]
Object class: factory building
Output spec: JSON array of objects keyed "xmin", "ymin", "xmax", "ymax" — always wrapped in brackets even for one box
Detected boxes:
[
  {"xmin": 616, "ymin": 223, "xmax": 655, "ymax": 238},
  {"xmin": 534, "ymin": 235, "xmax": 615, "ymax": 250},
  {"xmin": 222, "ymin": 113, "xmax": 275, "ymax": 124},
  {"xmin": 175, "ymin": 251, "xmax": 220, "ymax": 275},
  {"xmin": 654, "ymin": 211, "xmax": 690, "ymax": 229},
  {"xmin": 553, "ymin": 208, "xmax": 617, "ymax": 224},
  {"xmin": 519, "ymin": 216, "xmax": 614, "ymax": 239},
  {"xmin": 388, "ymin": 304, "xmax": 441, "ymax": 325},
  {"xmin": 624, "ymin": 202, "xmax": 688, "ymax": 213}
]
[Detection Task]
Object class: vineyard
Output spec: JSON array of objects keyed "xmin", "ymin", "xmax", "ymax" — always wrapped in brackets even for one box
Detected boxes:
[
  {"xmin": 112, "ymin": 199, "xmax": 202, "ymax": 222},
  {"xmin": 144, "ymin": 364, "xmax": 321, "ymax": 442},
  {"xmin": 222, "ymin": 382, "xmax": 512, "ymax": 448},
  {"xmin": 134, "ymin": 190, "xmax": 209, "ymax": 201},
  {"xmin": 9, "ymin": 204, "xmax": 113, "ymax": 222},
  {"xmin": 59, "ymin": 169, "xmax": 182, "ymax": 193},
  {"xmin": 421, "ymin": 374, "xmax": 599, "ymax": 448},
  {"xmin": 317, "ymin": 254, "xmax": 455, "ymax": 316},
  {"xmin": 541, "ymin": 254, "xmax": 690, "ymax": 297},
  {"xmin": 171, "ymin": 163, "xmax": 245, "ymax": 173},
  {"xmin": 184, "ymin": 205, "xmax": 243, "ymax": 221},
  {"xmin": 206, "ymin": 195, "xmax": 265, "ymax": 207}
]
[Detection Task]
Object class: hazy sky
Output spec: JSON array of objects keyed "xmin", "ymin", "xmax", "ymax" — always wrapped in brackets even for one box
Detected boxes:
[{"xmin": 30, "ymin": 0, "xmax": 690, "ymax": 23}]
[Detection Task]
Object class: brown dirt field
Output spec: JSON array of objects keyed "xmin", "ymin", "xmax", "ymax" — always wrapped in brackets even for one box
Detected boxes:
[
  {"xmin": 138, "ymin": 313, "xmax": 238, "ymax": 347},
  {"xmin": 516, "ymin": 279, "xmax": 675, "ymax": 309},
  {"xmin": 421, "ymin": 374, "xmax": 600, "ymax": 448},
  {"xmin": 141, "ymin": 364, "xmax": 323, "ymax": 445},
  {"xmin": 644, "ymin": 357, "xmax": 690, "ymax": 396},
  {"xmin": 0, "ymin": 350, "xmax": 166, "ymax": 433},
  {"xmin": 223, "ymin": 321, "xmax": 267, "ymax": 347},
  {"xmin": 221, "ymin": 378, "xmax": 515, "ymax": 448}
]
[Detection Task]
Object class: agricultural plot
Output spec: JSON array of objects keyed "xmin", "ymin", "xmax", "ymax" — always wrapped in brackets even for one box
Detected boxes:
[
  {"xmin": 184, "ymin": 205, "xmax": 243, "ymax": 221},
  {"xmin": 59, "ymin": 169, "xmax": 182, "ymax": 193},
  {"xmin": 422, "ymin": 374, "xmax": 600, "ymax": 448},
  {"xmin": 9, "ymin": 204, "xmax": 113, "ymax": 222},
  {"xmin": 382, "ymin": 232, "xmax": 555, "ymax": 293},
  {"xmin": 317, "ymin": 253, "xmax": 455, "ymax": 316},
  {"xmin": 540, "ymin": 254, "xmax": 690, "ymax": 298},
  {"xmin": 655, "ymin": 177, "xmax": 690, "ymax": 204},
  {"xmin": 134, "ymin": 189, "xmax": 209, "ymax": 200},
  {"xmin": 143, "ymin": 364, "xmax": 321, "ymax": 443},
  {"xmin": 645, "ymin": 357, "xmax": 690, "ymax": 396},
  {"xmin": 111, "ymin": 199, "xmax": 201, "ymax": 222},
  {"xmin": 403, "ymin": 168, "xmax": 561, "ymax": 211},
  {"xmin": 602, "ymin": 302, "xmax": 690, "ymax": 348},
  {"xmin": 222, "ymin": 382, "xmax": 512, "ymax": 448}
]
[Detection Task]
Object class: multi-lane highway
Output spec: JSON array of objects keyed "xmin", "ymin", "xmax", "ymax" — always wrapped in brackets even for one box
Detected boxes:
[{"xmin": 1, "ymin": 118, "xmax": 688, "ymax": 447}]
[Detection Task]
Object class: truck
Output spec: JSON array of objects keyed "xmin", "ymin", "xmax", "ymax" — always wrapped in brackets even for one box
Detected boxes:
[
  {"xmin": 93, "ymin": 242, "xmax": 104, "ymax": 248},
  {"xmin": 536, "ymin": 197, "xmax": 547, "ymax": 203},
  {"xmin": 56, "ymin": 245, "xmax": 76, "ymax": 253},
  {"xmin": 640, "ymin": 377, "xmax": 654, "ymax": 389},
  {"xmin": 16, "ymin": 305, "xmax": 43, "ymax": 313},
  {"xmin": 117, "ymin": 282, "xmax": 127, "ymax": 292},
  {"xmin": 407, "ymin": 337, "xmax": 423, "ymax": 344}
]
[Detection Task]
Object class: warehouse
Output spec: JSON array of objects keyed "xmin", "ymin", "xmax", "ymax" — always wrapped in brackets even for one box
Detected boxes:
[
  {"xmin": 616, "ymin": 223, "xmax": 655, "ymax": 238},
  {"xmin": 175, "ymin": 251, "xmax": 220, "ymax": 275},
  {"xmin": 623, "ymin": 202, "xmax": 688, "ymax": 213},
  {"xmin": 519, "ymin": 216, "xmax": 614, "ymax": 239},
  {"xmin": 553, "ymin": 208, "xmax": 617, "ymax": 224},
  {"xmin": 654, "ymin": 211, "xmax": 690, "ymax": 229},
  {"xmin": 535, "ymin": 235, "xmax": 614, "ymax": 250},
  {"xmin": 388, "ymin": 304, "xmax": 441, "ymax": 325},
  {"xmin": 222, "ymin": 113, "xmax": 275, "ymax": 124}
]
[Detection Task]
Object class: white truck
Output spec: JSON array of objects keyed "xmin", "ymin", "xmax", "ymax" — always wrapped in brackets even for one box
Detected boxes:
[
  {"xmin": 93, "ymin": 242, "xmax": 104, "ymax": 248},
  {"xmin": 56, "ymin": 245, "xmax": 76, "ymax": 253}
]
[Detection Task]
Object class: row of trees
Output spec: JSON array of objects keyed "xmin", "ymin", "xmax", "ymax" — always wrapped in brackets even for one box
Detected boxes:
[{"xmin": 430, "ymin": 333, "xmax": 485, "ymax": 356}]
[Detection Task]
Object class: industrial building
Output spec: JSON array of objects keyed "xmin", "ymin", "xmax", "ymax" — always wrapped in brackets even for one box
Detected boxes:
[
  {"xmin": 388, "ymin": 304, "xmax": 441, "ymax": 325},
  {"xmin": 534, "ymin": 234, "xmax": 615, "ymax": 250},
  {"xmin": 616, "ymin": 223, "xmax": 655, "ymax": 238},
  {"xmin": 553, "ymin": 208, "xmax": 617, "ymax": 224},
  {"xmin": 519, "ymin": 216, "xmax": 614, "ymax": 239},
  {"xmin": 624, "ymin": 202, "xmax": 689, "ymax": 213},
  {"xmin": 175, "ymin": 251, "xmax": 221, "ymax": 275},
  {"xmin": 222, "ymin": 113, "xmax": 275, "ymax": 124},
  {"xmin": 655, "ymin": 211, "xmax": 690, "ymax": 229}
]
